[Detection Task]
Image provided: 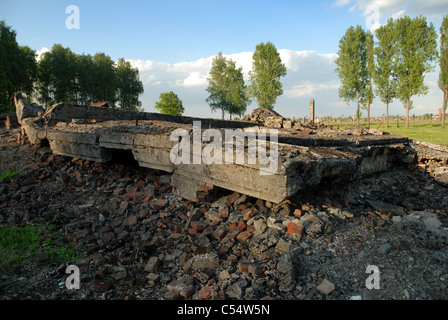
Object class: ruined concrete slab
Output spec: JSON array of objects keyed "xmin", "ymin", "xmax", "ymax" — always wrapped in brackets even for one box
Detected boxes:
[
  {"xmin": 16, "ymin": 97, "xmax": 415, "ymax": 203},
  {"xmin": 14, "ymin": 93, "xmax": 44, "ymax": 125}
]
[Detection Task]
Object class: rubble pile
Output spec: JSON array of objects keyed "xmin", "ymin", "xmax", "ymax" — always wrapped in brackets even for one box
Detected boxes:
[{"xmin": 0, "ymin": 127, "xmax": 448, "ymax": 300}]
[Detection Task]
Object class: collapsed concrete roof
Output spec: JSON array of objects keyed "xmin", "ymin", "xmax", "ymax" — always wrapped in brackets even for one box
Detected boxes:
[{"xmin": 15, "ymin": 94, "xmax": 415, "ymax": 203}]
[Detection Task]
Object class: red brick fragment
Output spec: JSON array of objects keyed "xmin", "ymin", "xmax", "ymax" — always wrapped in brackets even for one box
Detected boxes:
[{"xmin": 287, "ymin": 222, "xmax": 304, "ymax": 237}]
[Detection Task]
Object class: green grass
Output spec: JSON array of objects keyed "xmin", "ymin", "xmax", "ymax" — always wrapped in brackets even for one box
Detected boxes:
[
  {"xmin": 0, "ymin": 169, "xmax": 21, "ymax": 180},
  {"xmin": 328, "ymin": 120, "xmax": 448, "ymax": 146},
  {"xmin": 0, "ymin": 224, "xmax": 78, "ymax": 273}
]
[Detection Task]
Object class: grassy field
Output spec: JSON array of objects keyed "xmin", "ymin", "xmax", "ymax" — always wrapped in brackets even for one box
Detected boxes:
[{"xmin": 328, "ymin": 119, "xmax": 448, "ymax": 146}]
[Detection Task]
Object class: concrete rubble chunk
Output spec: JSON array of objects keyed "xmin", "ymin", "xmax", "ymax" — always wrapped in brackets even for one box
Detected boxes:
[
  {"xmin": 187, "ymin": 253, "xmax": 219, "ymax": 272},
  {"xmin": 144, "ymin": 256, "xmax": 160, "ymax": 272},
  {"xmin": 14, "ymin": 93, "xmax": 44, "ymax": 125},
  {"xmin": 167, "ymin": 279, "xmax": 195, "ymax": 298},
  {"xmin": 316, "ymin": 278, "xmax": 336, "ymax": 295}
]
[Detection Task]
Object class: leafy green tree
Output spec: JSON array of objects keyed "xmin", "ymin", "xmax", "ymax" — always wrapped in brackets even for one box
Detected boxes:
[
  {"xmin": 206, "ymin": 52, "xmax": 249, "ymax": 119},
  {"xmin": 226, "ymin": 58, "xmax": 249, "ymax": 119},
  {"xmin": 393, "ymin": 16, "xmax": 438, "ymax": 129},
  {"xmin": 155, "ymin": 91, "xmax": 184, "ymax": 116},
  {"xmin": 0, "ymin": 21, "xmax": 37, "ymax": 112},
  {"xmin": 374, "ymin": 18, "xmax": 398, "ymax": 129},
  {"xmin": 91, "ymin": 53, "xmax": 117, "ymax": 106},
  {"xmin": 248, "ymin": 42, "xmax": 286, "ymax": 110},
  {"xmin": 439, "ymin": 14, "xmax": 448, "ymax": 129},
  {"xmin": 18, "ymin": 46, "xmax": 38, "ymax": 99},
  {"xmin": 37, "ymin": 46, "xmax": 144, "ymax": 110},
  {"xmin": 335, "ymin": 25, "xmax": 368, "ymax": 127},
  {"xmin": 36, "ymin": 44, "xmax": 78, "ymax": 105},
  {"xmin": 115, "ymin": 58, "xmax": 144, "ymax": 111},
  {"xmin": 36, "ymin": 51, "xmax": 53, "ymax": 108},
  {"xmin": 206, "ymin": 53, "xmax": 228, "ymax": 119},
  {"xmin": 75, "ymin": 53, "xmax": 96, "ymax": 105}
]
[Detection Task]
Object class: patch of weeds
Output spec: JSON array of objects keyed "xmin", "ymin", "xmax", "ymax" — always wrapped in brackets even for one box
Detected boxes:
[
  {"xmin": 0, "ymin": 224, "xmax": 40, "ymax": 272},
  {"xmin": 0, "ymin": 224, "xmax": 78, "ymax": 273},
  {"xmin": 0, "ymin": 169, "xmax": 21, "ymax": 180}
]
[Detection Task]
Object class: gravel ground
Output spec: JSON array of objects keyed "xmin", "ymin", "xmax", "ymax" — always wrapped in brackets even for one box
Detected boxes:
[{"xmin": 0, "ymin": 127, "xmax": 447, "ymax": 302}]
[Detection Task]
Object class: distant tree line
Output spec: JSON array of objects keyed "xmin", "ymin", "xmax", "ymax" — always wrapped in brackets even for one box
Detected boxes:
[
  {"xmin": 335, "ymin": 14, "xmax": 448, "ymax": 129},
  {"xmin": 0, "ymin": 20, "xmax": 144, "ymax": 113}
]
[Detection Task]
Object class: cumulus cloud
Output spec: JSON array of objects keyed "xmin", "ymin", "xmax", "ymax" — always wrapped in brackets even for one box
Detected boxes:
[
  {"xmin": 285, "ymin": 84, "xmax": 341, "ymax": 98},
  {"xmin": 333, "ymin": 0, "xmax": 447, "ymax": 19},
  {"xmin": 181, "ymin": 71, "xmax": 207, "ymax": 87},
  {"xmin": 36, "ymin": 47, "xmax": 50, "ymax": 61}
]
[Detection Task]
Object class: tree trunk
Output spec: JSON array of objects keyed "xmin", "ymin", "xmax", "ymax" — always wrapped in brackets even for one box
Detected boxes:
[
  {"xmin": 356, "ymin": 90, "xmax": 360, "ymax": 127},
  {"xmin": 386, "ymin": 101, "xmax": 389, "ymax": 129},
  {"xmin": 367, "ymin": 101, "xmax": 371, "ymax": 129},
  {"xmin": 443, "ymin": 89, "xmax": 447, "ymax": 129},
  {"xmin": 405, "ymin": 98, "xmax": 410, "ymax": 129}
]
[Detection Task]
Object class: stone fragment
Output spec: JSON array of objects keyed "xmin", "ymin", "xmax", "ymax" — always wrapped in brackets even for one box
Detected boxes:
[
  {"xmin": 218, "ymin": 270, "xmax": 231, "ymax": 280},
  {"xmin": 377, "ymin": 243, "xmax": 393, "ymax": 254},
  {"xmin": 227, "ymin": 280, "xmax": 247, "ymax": 299},
  {"xmin": 205, "ymin": 209, "xmax": 223, "ymax": 224},
  {"xmin": 253, "ymin": 219, "xmax": 267, "ymax": 236},
  {"xmin": 367, "ymin": 200, "xmax": 403, "ymax": 212},
  {"xmin": 306, "ymin": 222, "xmax": 323, "ymax": 238},
  {"xmin": 151, "ymin": 198, "xmax": 168, "ymax": 210},
  {"xmin": 275, "ymin": 239, "xmax": 292, "ymax": 255},
  {"xmin": 316, "ymin": 278, "xmax": 335, "ymax": 295},
  {"xmin": 248, "ymin": 264, "xmax": 265, "ymax": 277},
  {"xmin": 128, "ymin": 215, "xmax": 137, "ymax": 226},
  {"xmin": 167, "ymin": 279, "xmax": 194, "ymax": 298},
  {"xmin": 114, "ymin": 268, "xmax": 127, "ymax": 280},
  {"xmin": 14, "ymin": 93, "xmax": 44, "ymax": 124},
  {"xmin": 190, "ymin": 253, "xmax": 219, "ymax": 271},
  {"xmin": 190, "ymin": 220, "xmax": 207, "ymax": 231},
  {"xmin": 211, "ymin": 226, "xmax": 227, "ymax": 241},
  {"xmin": 144, "ymin": 256, "xmax": 160, "ymax": 272}
]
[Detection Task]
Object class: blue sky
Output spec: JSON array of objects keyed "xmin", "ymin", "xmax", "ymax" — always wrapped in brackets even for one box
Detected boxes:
[{"xmin": 1, "ymin": 0, "xmax": 447, "ymax": 119}]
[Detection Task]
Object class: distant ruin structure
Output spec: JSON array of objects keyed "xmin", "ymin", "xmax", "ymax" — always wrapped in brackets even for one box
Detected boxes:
[{"xmin": 310, "ymin": 99, "xmax": 315, "ymax": 125}]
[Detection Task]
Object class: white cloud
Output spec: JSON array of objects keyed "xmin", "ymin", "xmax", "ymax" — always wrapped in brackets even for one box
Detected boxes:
[
  {"xmin": 333, "ymin": 0, "xmax": 446, "ymax": 19},
  {"xmin": 181, "ymin": 71, "xmax": 207, "ymax": 87},
  {"xmin": 36, "ymin": 47, "xmax": 50, "ymax": 61},
  {"xmin": 391, "ymin": 9, "xmax": 406, "ymax": 20},
  {"xmin": 285, "ymin": 84, "xmax": 341, "ymax": 98}
]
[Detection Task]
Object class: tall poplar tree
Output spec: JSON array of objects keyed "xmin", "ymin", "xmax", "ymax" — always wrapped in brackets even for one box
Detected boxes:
[
  {"xmin": 439, "ymin": 14, "xmax": 448, "ymax": 129},
  {"xmin": 334, "ymin": 25, "xmax": 368, "ymax": 127},
  {"xmin": 393, "ymin": 15, "xmax": 438, "ymax": 129},
  {"xmin": 374, "ymin": 18, "xmax": 397, "ymax": 129},
  {"xmin": 248, "ymin": 42, "xmax": 286, "ymax": 110}
]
